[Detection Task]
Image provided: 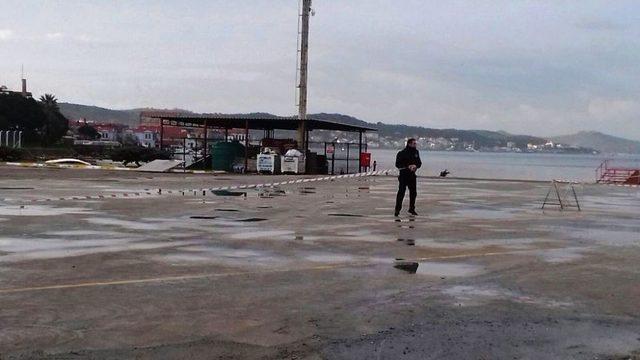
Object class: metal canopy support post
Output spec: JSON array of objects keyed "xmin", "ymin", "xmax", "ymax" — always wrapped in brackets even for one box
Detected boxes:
[
  {"xmin": 346, "ymin": 144, "xmax": 350, "ymax": 174},
  {"xmin": 331, "ymin": 142, "xmax": 335, "ymax": 175},
  {"xmin": 203, "ymin": 119, "xmax": 208, "ymax": 167},
  {"xmin": 358, "ymin": 131, "xmax": 363, "ymax": 173},
  {"xmin": 159, "ymin": 119, "xmax": 164, "ymax": 150},
  {"xmin": 305, "ymin": 130, "xmax": 310, "ymax": 152},
  {"xmin": 244, "ymin": 120, "xmax": 249, "ymax": 173}
]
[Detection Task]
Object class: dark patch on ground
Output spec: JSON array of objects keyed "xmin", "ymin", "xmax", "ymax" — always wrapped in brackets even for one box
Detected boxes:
[
  {"xmin": 393, "ymin": 260, "xmax": 419, "ymax": 273},
  {"xmin": 236, "ymin": 218, "xmax": 268, "ymax": 222},
  {"xmin": 212, "ymin": 190, "xmax": 246, "ymax": 196}
]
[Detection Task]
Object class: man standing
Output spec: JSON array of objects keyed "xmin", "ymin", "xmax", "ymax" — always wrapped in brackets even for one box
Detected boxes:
[{"xmin": 395, "ymin": 138, "xmax": 421, "ymax": 216}]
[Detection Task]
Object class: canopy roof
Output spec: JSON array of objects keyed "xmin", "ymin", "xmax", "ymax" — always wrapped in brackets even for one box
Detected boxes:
[{"xmin": 150, "ymin": 115, "xmax": 377, "ymax": 133}]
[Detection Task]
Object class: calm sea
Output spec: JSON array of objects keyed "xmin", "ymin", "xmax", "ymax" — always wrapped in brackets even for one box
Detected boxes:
[{"xmin": 367, "ymin": 149, "xmax": 640, "ymax": 182}]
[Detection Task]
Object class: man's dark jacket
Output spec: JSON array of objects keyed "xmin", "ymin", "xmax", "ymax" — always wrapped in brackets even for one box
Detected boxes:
[{"xmin": 395, "ymin": 146, "xmax": 422, "ymax": 176}]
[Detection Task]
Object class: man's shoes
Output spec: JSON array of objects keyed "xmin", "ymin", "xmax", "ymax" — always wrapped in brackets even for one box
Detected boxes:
[{"xmin": 408, "ymin": 209, "xmax": 418, "ymax": 216}]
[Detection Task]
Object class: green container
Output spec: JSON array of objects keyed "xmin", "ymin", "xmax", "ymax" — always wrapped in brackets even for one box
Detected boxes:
[{"xmin": 211, "ymin": 142, "xmax": 244, "ymax": 171}]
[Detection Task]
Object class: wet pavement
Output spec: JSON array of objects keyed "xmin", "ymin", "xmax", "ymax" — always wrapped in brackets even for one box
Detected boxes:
[{"xmin": 0, "ymin": 166, "xmax": 639, "ymax": 359}]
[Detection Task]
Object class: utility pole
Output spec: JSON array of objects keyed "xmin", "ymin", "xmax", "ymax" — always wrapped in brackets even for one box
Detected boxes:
[{"xmin": 297, "ymin": 0, "xmax": 312, "ymax": 151}]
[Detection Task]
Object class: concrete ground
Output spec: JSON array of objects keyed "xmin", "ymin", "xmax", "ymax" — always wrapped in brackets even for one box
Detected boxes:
[{"xmin": 0, "ymin": 166, "xmax": 639, "ymax": 359}]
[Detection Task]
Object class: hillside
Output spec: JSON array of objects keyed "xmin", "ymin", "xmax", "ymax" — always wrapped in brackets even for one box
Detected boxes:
[
  {"xmin": 58, "ymin": 103, "xmax": 193, "ymax": 126},
  {"xmin": 551, "ymin": 131, "xmax": 640, "ymax": 154},
  {"xmin": 59, "ymin": 103, "xmax": 139, "ymax": 126}
]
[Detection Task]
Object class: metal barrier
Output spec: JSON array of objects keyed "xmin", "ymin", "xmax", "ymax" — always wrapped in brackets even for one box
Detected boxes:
[{"xmin": 0, "ymin": 130, "xmax": 22, "ymax": 148}]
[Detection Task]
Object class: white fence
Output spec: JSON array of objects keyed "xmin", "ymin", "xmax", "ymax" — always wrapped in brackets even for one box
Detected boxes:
[{"xmin": 0, "ymin": 131, "xmax": 23, "ymax": 148}]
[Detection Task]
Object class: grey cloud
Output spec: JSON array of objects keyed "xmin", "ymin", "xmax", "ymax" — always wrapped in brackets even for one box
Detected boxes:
[
  {"xmin": 575, "ymin": 19, "xmax": 625, "ymax": 31},
  {"xmin": 1, "ymin": 0, "xmax": 639, "ymax": 140}
]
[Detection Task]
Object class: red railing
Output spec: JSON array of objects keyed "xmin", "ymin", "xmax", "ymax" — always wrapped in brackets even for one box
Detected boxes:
[
  {"xmin": 595, "ymin": 159, "xmax": 609, "ymax": 182},
  {"xmin": 596, "ymin": 159, "xmax": 640, "ymax": 184}
]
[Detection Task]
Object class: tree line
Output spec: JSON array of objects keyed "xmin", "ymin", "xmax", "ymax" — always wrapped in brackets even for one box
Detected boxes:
[{"xmin": 0, "ymin": 92, "xmax": 69, "ymax": 146}]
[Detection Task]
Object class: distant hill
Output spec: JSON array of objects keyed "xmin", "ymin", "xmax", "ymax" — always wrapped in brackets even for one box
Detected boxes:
[
  {"xmin": 60, "ymin": 102, "xmax": 635, "ymax": 151},
  {"xmin": 59, "ymin": 104, "xmax": 550, "ymax": 148},
  {"xmin": 551, "ymin": 131, "xmax": 640, "ymax": 154},
  {"xmin": 58, "ymin": 103, "xmax": 193, "ymax": 126},
  {"xmin": 59, "ymin": 103, "xmax": 139, "ymax": 126}
]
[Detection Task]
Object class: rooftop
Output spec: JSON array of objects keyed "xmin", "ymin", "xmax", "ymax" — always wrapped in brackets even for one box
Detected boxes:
[{"xmin": 149, "ymin": 114, "xmax": 378, "ymax": 133}]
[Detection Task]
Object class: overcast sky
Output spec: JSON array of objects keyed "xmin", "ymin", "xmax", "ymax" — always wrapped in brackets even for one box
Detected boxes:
[{"xmin": 1, "ymin": 1, "xmax": 639, "ymax": 139}]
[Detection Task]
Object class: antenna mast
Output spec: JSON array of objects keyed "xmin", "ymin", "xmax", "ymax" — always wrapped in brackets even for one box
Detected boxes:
[{"xmin": 296, "ymin": 0, "xmax": 312, "ymax": 151}]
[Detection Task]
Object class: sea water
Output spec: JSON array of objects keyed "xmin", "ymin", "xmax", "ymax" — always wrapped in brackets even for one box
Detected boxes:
[{"xmin": 368, "ymin": 149, "xmax": 640, "ymax": 181}]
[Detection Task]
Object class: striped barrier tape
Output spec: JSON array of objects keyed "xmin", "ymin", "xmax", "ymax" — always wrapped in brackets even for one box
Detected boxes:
[
  {"xmin": 1, "ymin": 169, "xmax": 395, "ymax": 203},
  {"xmin": 554, "ymin": 179, "xmax": 640, "ymax": 188}
]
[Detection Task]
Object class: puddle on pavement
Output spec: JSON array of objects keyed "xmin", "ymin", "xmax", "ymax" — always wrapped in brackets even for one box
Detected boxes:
[
  {"xmin": 442, "ymin": 285, "xmax": 573, "ymax": 308},
  {"xmin": 231, "ymin": 230, "xmax": 296, "ymax": 240},
  {"xmin": 328, "ymin": 213, "xmax": 364, "ymax": 217},
  {"xmin": 538, "ymin": 247, "xmax": 587, "ymax": 263},
  {"xmin": 158, "ymin": 245, "xmax": 289, "ymax": 266},
  {"xmin": 44, "ymin": 230, "xmax": 127, "ymax": 237},
  {"xmin": 453, "ymin": 208, "xmax": 521, "ymax": 220},
  {"xmin": 85, "ymin": 217, "xmax": 170, "ymax": 231},
  {"xmin": 415, "ymin": 237, "xmax": 544, "ymax": 250},
  {"xmin": 0, "ymin": 236, "xmax": 196, "ymax": 262},
  {"xmin": 326, "ymin": 230, "xmax": 390, "ymax": 243},
  {"xmin": 180, "ymin": 245, "xmax": 264, "ymax": 257},
  {"xmin": 569, "ymin": 228, "xmax": 640, "ymax": 247},
  {"xmin": 305, "ymin": 254, "xmax": 354, "ymax": 263},
  {"xmin": 416, "ymin": 262, "xmax": 483, "ymax": 277},
  {"xmin": 0, "ymin": 205, "xmax": 94, "ymax": 216}
]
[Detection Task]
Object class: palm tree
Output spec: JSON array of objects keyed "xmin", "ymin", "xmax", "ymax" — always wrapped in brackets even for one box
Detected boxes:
[
  {"xmin": 38, "ymin": 93, "xmax": 67, "ymax": 146},
  {"xmin": 39, "ymin": 93, "xmax": 59, "ymax": 112}
]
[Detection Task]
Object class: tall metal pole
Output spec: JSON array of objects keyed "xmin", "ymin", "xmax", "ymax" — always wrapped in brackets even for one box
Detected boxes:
[{"xmin": 297, "ymin": 0, "xmax": 312, "ymax": 151}]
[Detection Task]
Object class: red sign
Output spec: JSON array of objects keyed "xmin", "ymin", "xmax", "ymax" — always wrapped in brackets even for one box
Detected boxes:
[
  {"xmin": 360, "ymin": 152, "xmax": 371, "ymax": 167},
  {"xmin": 326, "ymin": 145, "xmax": 335, "ymax": 154}
]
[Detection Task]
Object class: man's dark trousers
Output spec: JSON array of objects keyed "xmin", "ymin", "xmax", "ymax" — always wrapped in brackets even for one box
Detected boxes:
[{"xmin": 395, "ymin": 171, "xmax": 416, "ymax": 214}]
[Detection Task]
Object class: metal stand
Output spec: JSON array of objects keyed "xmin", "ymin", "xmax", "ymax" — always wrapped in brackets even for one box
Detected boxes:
[{"xmin": 542, "ymin": 180, "xmax": 581, "ymax": 211}]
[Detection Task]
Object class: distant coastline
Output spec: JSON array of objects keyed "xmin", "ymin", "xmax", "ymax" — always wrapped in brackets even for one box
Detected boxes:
[{"xmin": 58, "ymin": 103, "xmax": 640, "ymax": 155}]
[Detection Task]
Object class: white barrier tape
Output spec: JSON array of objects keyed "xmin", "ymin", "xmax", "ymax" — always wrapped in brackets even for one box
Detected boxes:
[
  {"xmin": 4, "ymin": 169, "xmax": 394, "ymax": 203},
  {"xmin": 602, "ymin": 183, "xmax": 640, "ymax": 188},
  {"xmin": 554, "ymin": 179, "xmax": 639, "ymax": 188}
]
